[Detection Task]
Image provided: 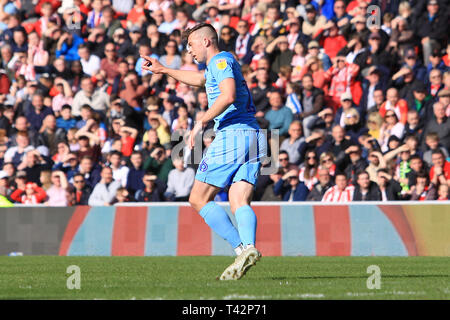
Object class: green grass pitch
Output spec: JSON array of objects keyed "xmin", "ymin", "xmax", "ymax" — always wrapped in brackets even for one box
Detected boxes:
[{"xmin": 0, "ymin": 256, "xmax": 449, "ymax": 300}]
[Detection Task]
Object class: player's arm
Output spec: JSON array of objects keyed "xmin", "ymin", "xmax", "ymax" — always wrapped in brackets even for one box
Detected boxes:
[
  {"xmin": 141, "ymin": 55, "xmax": 205, "ymax": 87},
  {"xmin": 199, "ymin": 78, "xmax": 236, "ymax": 123},
  {"xmin": 188, "ymin": 78, "xmax": 236, "ymax": 149}
]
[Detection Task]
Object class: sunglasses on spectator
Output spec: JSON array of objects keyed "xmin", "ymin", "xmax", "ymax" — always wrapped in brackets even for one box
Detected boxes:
[
  {"xmin": 385, "ymin": 114, "xmax": 396, "ymax": 118},
  {"xmin": 321, "ymin": 158, "xmax": 332, "ymax": 163},
  {"xmin": 307, "ymin": 156, "xmax": 316, "ymax": 160},
  {"xmin": 74, "ymin": 180, "xmax": 84, "ymax": 183},
  {"xmin": 279, "ymin": 158, "xmax": 289, "ymax": 161}
]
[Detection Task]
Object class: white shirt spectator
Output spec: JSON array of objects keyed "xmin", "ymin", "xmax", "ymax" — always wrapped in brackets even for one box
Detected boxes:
[
  {"xmin": 112, "ymin": 165, "xmax": 130, "ymax": 187},
  {"xmin": 80, "ymin": 54, "xmax": 101, "ymax": 76},
  {"xmin": 321, "ymin": 185, "xmax": 355, "ymax": 202}
]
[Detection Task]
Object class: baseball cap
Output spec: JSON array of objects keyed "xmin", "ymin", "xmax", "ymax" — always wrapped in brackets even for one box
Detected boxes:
[
  {"xmin": 340, "ymin": 92, "xmax": 353, "ymax": 102},
  {"xmin": 305, "ymin": 4, "xmax": 316, "ymax": 12},
  {"xmin": 428, "ymin": 0, "xmax": 438, "ymax": 5},
  {"xmin": 0, "ymin": 171, "xmax": 8, "ymax": 180},
  {"xmin": 308, "ymin": 40, "xmax": 320, "ymax": 49}
]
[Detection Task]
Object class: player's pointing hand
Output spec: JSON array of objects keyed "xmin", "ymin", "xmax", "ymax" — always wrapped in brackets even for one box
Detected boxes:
[{"xmin": 141, "ymin": 55, "xmax": 165, "ymax": 74}]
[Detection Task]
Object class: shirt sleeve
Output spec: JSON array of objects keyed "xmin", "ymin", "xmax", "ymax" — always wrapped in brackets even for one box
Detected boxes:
[{"xmin": 210, "ymin": 56, "xmax": 235, "ymax": 85}]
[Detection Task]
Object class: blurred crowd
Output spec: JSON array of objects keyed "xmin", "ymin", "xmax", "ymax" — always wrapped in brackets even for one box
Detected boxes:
[{"xmin": 0, "ymin": 0, "xmax": 449, "ymax": 206}]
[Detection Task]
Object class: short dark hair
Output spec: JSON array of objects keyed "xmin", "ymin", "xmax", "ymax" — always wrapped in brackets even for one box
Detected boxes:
[
  {"xmin": 109, "ymin": 150, "xmax": 122, "ymax": 158},
  {"xmin": 335, "ymin": 171, "xmax": 347, "ymax": 179},
  {"xmin": 182, "ymin": 22, "xmax": 218, "ymax": 44},
  {"xmin": 431, "ymin": 149, "xmax": 445, "ymax": 157},
  {"xmin": 409, "ymin": 155, "xmax": 422, "ymax": 162},
  {"xmin": 356, "ymin": 170, "xmax": 369, "ymax": 179}
]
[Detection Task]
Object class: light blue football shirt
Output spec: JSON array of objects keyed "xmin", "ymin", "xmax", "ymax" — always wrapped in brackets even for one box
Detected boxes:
[{"xmin": 204, "ymin": 51, "xmax": 259, "ymax": 131}]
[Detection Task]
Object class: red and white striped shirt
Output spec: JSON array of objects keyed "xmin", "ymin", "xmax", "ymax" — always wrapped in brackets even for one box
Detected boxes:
[{"xmin": 321, "ymin": 185, "xmax": 355, "ymax": 202}]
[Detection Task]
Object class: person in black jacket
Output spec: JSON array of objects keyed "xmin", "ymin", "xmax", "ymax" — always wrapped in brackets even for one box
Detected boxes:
[
  {"xmin": 273, "ymin": 168, "xmax": 309, "ymax": 201},
  {"xmin": 415, "ymin": 0, "xmax": 448, "ymax": 65},
  {"xmin": 307, "ymin": 167, "xmax": 333, "ymax": 201},
  {"xmin": 72, "ymin": 173, "xmax": 92, "ymax": 205},
  {"xmin": 353, "ymin": 170, "xmax": 382, "ymax": 201},
  {"xmin": 376, "ymin": 169, "xmax": 403, "ymax": 201},
  {"xmin": 134, "ymin": 173, "xmax": 166, "ymax": 202}
]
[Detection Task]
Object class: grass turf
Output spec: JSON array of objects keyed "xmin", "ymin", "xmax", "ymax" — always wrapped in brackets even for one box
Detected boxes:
[{"xmin": 0, "ymin": 256, "xmax": 449, "ymax": 300}]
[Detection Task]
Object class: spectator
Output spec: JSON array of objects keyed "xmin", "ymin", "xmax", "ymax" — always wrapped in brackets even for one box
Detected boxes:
[
  {"xmin": 72, "ymin": 77, "xmax": 110, "ymax": 117},
  {"xmin": 107, "ymin": 150, "xmax": 129, "ymax": 187},
  {"xmin": 143, "ymin": 145, "xmax": 173, "ymax": 183},
  {"xmin": 340, "ymin": 144, "xmax": 368, "ymax": 184},
  {"xmin": 125, "ymin": 151, "xmax": 145, "ymax": 196},
  {"xmin": 423, "ymin": 132, "xmax": 449, "ymax": 168},
  {"xmin": 135, "ymin": 173, "xmax": 166, "ymax": 202},
  {"xmin": 55, "ymin": 29, "xmax": 84, "ymax": 62},
  {"xmin": 4, "ymin": 132, "xmax": 35, "ymax": 167},
  {"xmin": 353, "ymin": 170, "xmax": 382, "ymax": 201},
  {"xmin": 422, "ymin": 102, "xmax": 450, "ymax": 152},
  {"xmin": 415, "ymin": 0, "xmax": 447, "ymax": 66},
  {"xmin": 298, "ymin": 74, "xmax": 324, "ymax": 137},
  {"xmin": 436, "ymin": 183, "xmax": 449, "ymax": 200},
  {"xmin": 101, "ymin": 42, "xmax": 122, "ymax": 84},
  {"xmin": 264, "ymin": 90, "xmax": 293, "ymax": 137},
  {"xmin": 280, "ymin": 120, "xmax": 305, "ymax": 165},
  {"xmin": 321, "ymin": 172, "xmax": 354, "ymax": 202},
  {"xmin": 17, "ymin": 149, "xmax": 51, "ymax": 185},
  {"xmin": 44, "ymin": 170, "xmax": 69, "ymax": 206},
  {"xmin": 273, "ymin": 168, "xmax": 309, "ymax": 201},
  {"xmin": 429, "ymin": 149, "xmax": 450, "ymax": 185},
  {"xmin": 165, "ymin": 158, "xmax": 195, "ymax": 201},
  {"xmin": 409, "ymin": 171, "xmax": 437, "ymax": 201},
  {"xmin": 25, "ymin": 93, "xmax": 54, "ymax": 132},
  {"xmin": 307, "ymin": 167, "xmax": 333, "ymax": 201},
  {"xmin": 88, "ymin": 166, "xmax": 121, "ymax": 206},
  {"xmin": 112, "ymin": 187, "xmax": 133, "ymax": 204},
  {"xmin": 378, "ymin": 110, "xmax": 405, "ymax": 153},
  {"xmin": 78, "ymin": 44, "xmax": 101, "ymax": 76},
  {"xmin": 76, "ymin": 156, "xmax": 101, "ymax": 189},
  {"xmin": 72, "ymin": 173, "xmax": 92, "ymax": 205},
  {"xmin": 376, "ymin": 168, "xmax": 402, "ymax": 201},
  {"xmin": 299, "ymin": 149, "xmax": 319, "ymax": 190},
  {"xmin": 11, "ymin": 181, "xmax": 47, "ymax": 204},
  {"xmin": 324, "ymin": 54, "xmax": 359, "ymax": 110},
  {"xmin": 265, "ymin": 35, "xmax": 294, "ymax": 75}
]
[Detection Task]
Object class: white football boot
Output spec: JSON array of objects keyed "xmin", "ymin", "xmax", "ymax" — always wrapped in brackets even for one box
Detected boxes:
[{"xmin": 219, "ymin": 247, "xmax": 261, "ymax": 280}]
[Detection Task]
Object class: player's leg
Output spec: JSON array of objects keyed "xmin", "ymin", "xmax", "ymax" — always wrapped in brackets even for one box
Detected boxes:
[
  {"xmin": 229, "ymin": 180, "xmax": 257, "ymax": 248},
  {"xmin": 189, "ymin": 180, "xmax": 243, "ymax": 254},
  {"xmin": 219, "ymin": 181, "xmax": 261, "ymax": 280}
]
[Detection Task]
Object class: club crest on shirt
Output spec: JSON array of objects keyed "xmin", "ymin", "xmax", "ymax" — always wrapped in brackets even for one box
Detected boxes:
[
  {"xmin": 206, "ymin": 86, "xmax": 214, "ymax": 93},
  {"xmin": 216, "ymin": 59, "xmax": 227, "ymax": 70}
]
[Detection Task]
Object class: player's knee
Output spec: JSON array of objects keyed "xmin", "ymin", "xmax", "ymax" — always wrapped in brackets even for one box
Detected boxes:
[{"xmin": 189, "ymin": 193, "xmax": 203, "ymax": 212}]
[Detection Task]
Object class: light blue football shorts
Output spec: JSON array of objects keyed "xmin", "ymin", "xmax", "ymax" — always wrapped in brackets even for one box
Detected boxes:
[{"xmin": 195, "ymin": 128, "xmax": 267, "ymax": 188}]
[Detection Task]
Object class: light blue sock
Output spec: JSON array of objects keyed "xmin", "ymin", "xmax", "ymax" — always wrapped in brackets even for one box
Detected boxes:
[
  {"xmin": 198, "ymin": 202, "xmax": 242, "ymax": 249},
  {"xmin": 234, "ymin": 205, "xmax": 257, "ymax": 246}
]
